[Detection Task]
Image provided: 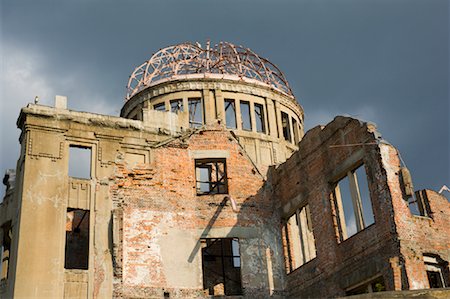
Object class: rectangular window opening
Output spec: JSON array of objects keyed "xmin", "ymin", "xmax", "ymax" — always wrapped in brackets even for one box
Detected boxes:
[
  {"xmin": 224, "ymin": 99, "xmax": 237, "ymax": 129},
  {"xmin": 69, "ymin": 146, "xmax": 92, "ymax": 179},
  {"xmin": 240, "ymin": 101, "xmax": 252, "ymax": 131},
  {"xmin": 292, "ymin": 118, "xmax": 300, "ymax": 144},
  {"xmin": 154, "ymin": 102, "xmax": 166, "ymax": 111},
  {"xmin": 170, "ymin": 99, "xmax": 183, "ymax": 113},
  {"xmin": 346, "ymin": 276, "xmax": 386, "ymax": 295},
  {"xmin": 281, "ymin": 112, "xmax": 291, "ymax": 142},
  {"xmin": 1, "ymin": 223, "xmax": 12, "ymax": 280},
  {"xmin": 65, "ymin": 208, "xmax": 90, "ymax": 270},
  {"xmin": 254, "ymin": 103, "xmax": 266, "ymax": 133},
  {"xmin": 188, "ymin": 98, "xmax": 203, "ymax": 128},
  {"xmin": 424, "ymin": 255, "xmax": 447, "ymax": 288},
  {"xmin": 201, "ymin": 238, "xmax": 242, "ymax": 296},
  {"xmin": 283, "ymin": 205, "xmax": 316, "ymax": 272},
  {"xmin": 195, "ymin": 159, "xmax": 228, "ymax": 195},
  {"xmin": 334, "ymin": 164, "xmax": 375, "ymax": 241}
]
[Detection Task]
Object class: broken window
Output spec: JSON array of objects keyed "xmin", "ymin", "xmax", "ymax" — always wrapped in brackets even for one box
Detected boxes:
[
  {"xmin": 0, "ymin": 223, "xmax": 12, "ymax": 280},
  {"xmin": 188, "ymin": 98, "xmax": 203, "ymax": 128},
  {"xmin": 170, "ymin": 99, "xmax": 183, "ymax": 113},
  {"xmin": 154, "ymin": 102, "xmax": 166, "ymax": 111},
  {"xmin": 424, "ymin": 254, "xmax": 448, "ymax": 288},
  {"xmin": 65, "ymin": 209, "xmax": 89, "ymax": 270},
  {"xmin": 408, "ymin": 190, "xmax": 431, "ymax": 217},
  {"xmin": 240, "ymin": 101, "xmax": 252, "ymax": 131},
  {"xmin": 224, "ymin": 99, "xmax": 237, "ymax": 129},
  {"xmin": 281, "ymin": 112, "xmax": 291, "ymax": 142},
  {"xmin": 254, "ymin": 103, "xmax": 265, "ymax": 133},
  {"xmin": 69, "ymin": 146, "xmax": 91, "ymax": 179},
  {"xmin": 292, "ymin": 118, "xmax": 300, "ymax": 144},
  {"xmin": 201, "ymin": 238, "xmax": 242, "ymax": 296},
  {"xmin": 334, "ymin": 164, "xmax": 375, "ymax": 240},
  {"xmin": 346, "ymin": 276, "xmax": 386, "ymax": 295},
  {"xmin": 283, "ymin": 205, "xmax": 316, "ymax": 272},
  {"xmin": 195, "ymin": 159, "xmax": 228, "ymax": 195}
]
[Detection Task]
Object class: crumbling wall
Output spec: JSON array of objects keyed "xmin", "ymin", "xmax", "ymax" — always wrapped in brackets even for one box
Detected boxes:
[
  {"xmin": 271, "ymin": 117, "xmax": 405, "ymax": 298},
  {"xmin": 111, "ymin": 128, "xmax": 286, "ymax": 298}
]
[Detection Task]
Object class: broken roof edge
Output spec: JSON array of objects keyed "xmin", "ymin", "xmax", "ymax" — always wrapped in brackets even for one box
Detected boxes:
[{"xmin": 297, "ymin": 116, "xmax": 385, "ymax": 160}]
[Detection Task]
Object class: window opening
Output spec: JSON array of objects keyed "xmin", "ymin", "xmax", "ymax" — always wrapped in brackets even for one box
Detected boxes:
[
  {"xmin": 334, "ymin": 164, "xmax": 375, "ymax": 240},
  {"xmin": 170, "ymin": 99, "xmax": 183, "ymax": 113},
  {"xmin": 408, "ymin": 190, "xmax": 431, "ymax": 217},
  {"xmin": 281, "ymin": 112, "xmax": 291, "ymax": 142},
  {"xmin": 188, "ymin": 98, "xmax": 203, "ymax": 128},
  {"xmin": 254, "ymin": 103, "xmax": 265, "ymax": 133},
  {"xmin": 292, "ymin": 118, "xmax": 299, "ymax": 144},
  {"xmin": 65, "ymin": 208, "xmax": 90, "ymax": 270},
  {"xmin": 195, "ymin": 159, "xmax": 228, "ymax": 195},
  {"xmin": 346, "ymin": 276, "xmax": 386, "ymax": 295},
  {"xmin": 224, "ymin": 99, "xmax": 237, "ymax": 129},
  {"xmin": 154, "ymin": 102, "xmax": 166, "ymax": 111},
  {"xmin": 283, "ymin": 205, "xmax": 316, "ymax": 272},
  {"xmin": 1, "ymin": 223, "xmax": 12, "ymax": 280},
  {"xmin": 201, "ymin": 238, "xmax": 242, "ymax": 296},
  {"xmin": 240, "ymin": 101, "xmax": 252, "ymax": 131},
  {"xmin": 424, "ymin": 255, "xmax": 447, "ymax": 288},
  {"xmin": 69, "ymin": 146, "xmax": 91, "ymax": 179}
]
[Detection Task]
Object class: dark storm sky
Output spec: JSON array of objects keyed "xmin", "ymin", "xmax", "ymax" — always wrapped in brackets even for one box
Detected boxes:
[{"xmin": 0, "ymin": 0, "xmax": 448, "ymax": 195}]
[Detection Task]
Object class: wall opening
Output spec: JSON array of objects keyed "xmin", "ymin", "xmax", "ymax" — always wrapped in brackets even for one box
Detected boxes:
[
  {"xmin": 334, "ymin": 164, "xmax": 375, "ymax": 240},
  {"xmin": 65, "ymin": 208, "xmax": 90, "ymax": 270},
  {"xmin": 424, "ymin": 254, "xmax": 448, "ymax": 288},
  {"xmin": 188, "ymin": 98, "xmax": 203, "ymax": 128},
  {"xmin": 69, "ymin": 146, "xmax": 91, "ymax": 179},
  {"xmin": 201, "ymin": 238, "xmax": 242, "ymax": 296},
  {"xmin": 0, "ymin": 222, "xmax": 12, "ymax": 280},
  {"xmin": 254, "ymin": 103, "xmax": 265, "ymax": 133},
  {"xmin": 346, "ymin": 276, "xmax": 386, "ymax": 295},
  {"xmin": 154, "ymin": 102, "xmax": 166, "ymax": 111},
  {"xmin": 240, "ymin": 101, "xmax": 252, "ymax": 131},
  {"xmin": 195, "ymin": 159, "xmax": 228, "ymax": 195},
  {"xmin": 224, "ymin": 99, "xmax": 237, "ymax": 129},
  {"xmin": 170, "ymin": 99, "xmax": 183, "ymax": 113},
  {"xmin": 281, "ymin": 112, "xmax": 291, "ymax": 142},
  {"xmin": 283, "ymin": 204, "xmax": 316, "ymax": 272}
]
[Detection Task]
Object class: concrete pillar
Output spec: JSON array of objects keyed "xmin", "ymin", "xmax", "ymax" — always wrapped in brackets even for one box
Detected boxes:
[
  {"xmin": 266, "ymin": 99, "xmax": 277, "ymax": 138},
  {"xmin": 203, "ymin": 89, "xmax": 215, "ymax": 125},
  {"xmin": 215, "ymin": 89, "xmax": 225, "ymax": 123}
]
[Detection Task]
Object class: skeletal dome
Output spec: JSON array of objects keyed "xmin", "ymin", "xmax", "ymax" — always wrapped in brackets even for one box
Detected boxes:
[{"xmin": 126, "ymin": 41, "xmax": 293, "ymax": 100}]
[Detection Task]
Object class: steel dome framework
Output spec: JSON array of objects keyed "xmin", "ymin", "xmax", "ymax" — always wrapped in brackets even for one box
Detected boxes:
[{"xmin": 126, "ymin": 41, "xmax": 293, "ymax": 100}]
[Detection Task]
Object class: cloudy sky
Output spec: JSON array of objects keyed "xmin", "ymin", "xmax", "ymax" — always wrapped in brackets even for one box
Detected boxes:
[{"xmin": 1, "ymin": 0, "xmax": 448, "ymax": 196}]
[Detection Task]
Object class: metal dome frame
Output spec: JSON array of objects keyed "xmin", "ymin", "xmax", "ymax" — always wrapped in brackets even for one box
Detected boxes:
[{"xmin": 126, "ymin": 41, "xmax": 293, "ymax": 100}]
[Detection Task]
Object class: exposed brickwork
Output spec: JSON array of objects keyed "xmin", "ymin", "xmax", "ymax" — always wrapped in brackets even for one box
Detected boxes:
[
  {"xmin": 272, "ymin": 116, "xmax": 450, "ymax": 298},
  {"xmin": 110, "ymin": 127, "xmax": 284, "ymax": 298}
]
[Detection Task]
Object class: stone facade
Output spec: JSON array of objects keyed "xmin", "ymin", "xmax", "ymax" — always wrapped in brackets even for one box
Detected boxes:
[{"xmin": 0, "ymin": 44, "xmax": 449, "ymax": 298}]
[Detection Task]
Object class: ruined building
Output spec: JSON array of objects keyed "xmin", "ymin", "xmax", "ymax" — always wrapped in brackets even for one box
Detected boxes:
[{"xmin": 0, "ymin": 42, "xmax": 449, "ymax": 298}]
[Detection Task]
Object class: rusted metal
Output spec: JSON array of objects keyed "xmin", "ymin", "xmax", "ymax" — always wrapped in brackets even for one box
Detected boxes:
[{"xmin": 126, "ymin": 41, "xmax": 293, "ymax": 100}]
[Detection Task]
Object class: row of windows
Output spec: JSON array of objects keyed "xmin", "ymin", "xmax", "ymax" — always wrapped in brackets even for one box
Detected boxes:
[{"xmin": 151, "ymin": 97, "xmax": 302, "ymax": 144}]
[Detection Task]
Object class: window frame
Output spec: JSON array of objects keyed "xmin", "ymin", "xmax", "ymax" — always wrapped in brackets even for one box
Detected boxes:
[
  {"xmin": 188, "ymin": 97, "xmax": 204, "ymax": 128},
  {"xmin": 201, "ymin": 238, "xmax": 243, "ymax": 296},
  {"xmin": 239, "ymin": 101, "xmax": 252, "ymax": 131},
  {"xmin": 153, "ymin": 102, "xmax": 167, "ymax": 112},
  {"xmin": 283, "ymin": 204, "xmax": 316, "ymax": 273},
  {"xmin": 170, "ymin": 99, "xmax": 183, "ymax": 113},
  {"xmin": 224, "ymin": 99, "xmax": 237, "ymax": 129},
  {"xmin": 333, "ymin": 163, "xmax": 375, "ymax": 241},
  {"xmin": 254, "ymin": 103, "xmax": 266, "ymax": 133},
  {"xmin": 68, "ymin": 145, "xmax": 92, "ymax": 180},
  {"xmin": 195, "ymin": 159, "xmax": 228, "ymax": 195}
]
